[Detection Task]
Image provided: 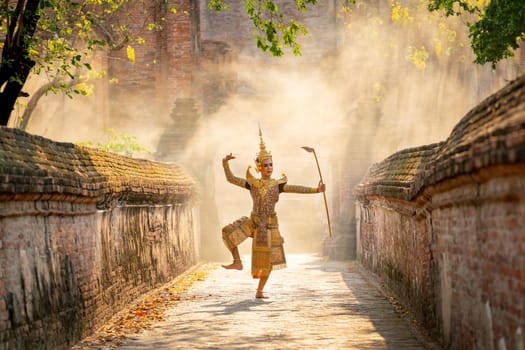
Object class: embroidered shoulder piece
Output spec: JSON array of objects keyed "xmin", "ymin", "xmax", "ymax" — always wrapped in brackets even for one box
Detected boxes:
[
  {"xmin": 246, "ymin": 167, "xmax": 287, "ymax": 189},
  {"xmin": 246, "ymin": 166, "xmax": 257, "ymax": 187}
]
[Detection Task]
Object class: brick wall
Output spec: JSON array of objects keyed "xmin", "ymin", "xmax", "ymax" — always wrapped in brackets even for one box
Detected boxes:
[
  {"xmin": 104, "ymin": 0, "xmax": 339, "ymax": 125},
  {"xmin": 107, "ymin": 0, "xmax": 201, "ymax": 124},
  {"xmin": 0, "ymin": 127, "xmax": 198, "ymax": 349},
  {"xmin": 354, "ymin": 75, "xmax": 525, "ymax": 349},
  {"xmin": 198, "ymin": 0, "xmax": 338, "ymax": 61},
  {"xmin": 431, "ymin": 175, "xmax": 525, "ymax": 349},
  {"xmin": 355, "ymin": 143, "xmax": 441, "ymax": 335}
]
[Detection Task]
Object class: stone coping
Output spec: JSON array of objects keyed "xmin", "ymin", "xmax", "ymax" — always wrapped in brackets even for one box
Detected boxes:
[
  {"xmin": 355, "ymin": 74, "xmax": 525, "ymax": 201},
  {"xmin": 354, "ymin": 143, "xmax": 443, "ymax": 201},
  {"xmin": 0, "ymin": 127, "xmax": 197, "ymax": 208}
]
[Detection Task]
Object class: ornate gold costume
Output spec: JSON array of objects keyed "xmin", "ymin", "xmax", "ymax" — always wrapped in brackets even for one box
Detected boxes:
[{"xmin": 222, "ymin": 157, "xmax": 319, "ymax": 279}]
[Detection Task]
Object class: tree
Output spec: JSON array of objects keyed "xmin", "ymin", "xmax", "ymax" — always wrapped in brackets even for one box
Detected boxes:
[
  {"xmin": 428, "ymin": 0, "xmax": 525, "ymax": 66},
  {"xmin": 0, "ymin": 0, "xmax": 40, "ymax": 126},
  {"xmin": 211, "ymin": 0, "xmax": 524, "ymax": 64},
  {"xmin": 1, "ymin": 0, "xmax": 522, "ymax": 127},
  {"xmin": 209, "ymin": 0, "xmax": 319, "ymax": 56},
  {"xmin": 0, "ymin": 0, "xmax": 134, "ymax": 126}
]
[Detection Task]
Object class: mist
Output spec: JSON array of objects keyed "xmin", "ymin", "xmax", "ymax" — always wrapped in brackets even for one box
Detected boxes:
[
  {"xmin": 18, "ymin": 1, "xmax": 522, "ymax": 261},
  {"xmin": 181, "ymin": 2, "xmax": 521, "ymax": 261}
]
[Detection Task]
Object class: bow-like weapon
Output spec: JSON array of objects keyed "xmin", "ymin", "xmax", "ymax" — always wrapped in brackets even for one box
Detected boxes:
[{"xmin": 301, "ymin": 146, "xmax": 332, "ymax": 238}]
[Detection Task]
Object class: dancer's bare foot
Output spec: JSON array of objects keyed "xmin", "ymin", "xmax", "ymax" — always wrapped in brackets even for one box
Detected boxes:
[
  {"xmin": 222, "ymin": 259, "xmax": 243, "ymax": 270},
  {"xmin": 255, "ymin": 290, "xmax": 269, "ymax": 299}
]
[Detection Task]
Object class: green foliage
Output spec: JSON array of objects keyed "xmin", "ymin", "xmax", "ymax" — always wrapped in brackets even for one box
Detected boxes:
[
  {"xmin": 77, "ymin": 128, "xmax": 153, "ymax": 158},
  {"xmin": 427, "ymin": 0, "xmax": 479, "ymax": 15},
  {"xmin": 211, "ymin": 0, "xmax": 322, "ymax": 56},
  {"xmin": 428, "ymin": 0, "xmax": 525, "ymax": 66},
  {"xmin": 4, "ymin": 0, "xmax": 519, "ymax": 128},
  {"xmin": 208, "ymin": 0, "xmax": 231, "ymax": 11},
  {"xmin": 0, "ymin": 0, "xmax": 127, "ymax": 124},
  {"xmin": 0, "ymin": 0, "xmax": 177, "ymax": 125},
  {"xmin": 341, "ymin": 0, "xmax": 471, "ymax": 72},
  {"xmin": 27, "ymin": 0, "xmax": 128, "ymax": 86},
  {"xmin": 469, "ymin": 1, "xmax": 525, "ymax": 66}
]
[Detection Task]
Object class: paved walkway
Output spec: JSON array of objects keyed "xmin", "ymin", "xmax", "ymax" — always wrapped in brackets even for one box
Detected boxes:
[{"xmin": 99, "ymin": 254, "xmax": 440, "ymax": 350}]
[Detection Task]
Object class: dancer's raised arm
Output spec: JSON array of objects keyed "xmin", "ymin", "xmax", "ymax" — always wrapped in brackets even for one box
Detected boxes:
[{"xmin": 222, "ymin": 153, "xmax": 247, "ymax": 188}]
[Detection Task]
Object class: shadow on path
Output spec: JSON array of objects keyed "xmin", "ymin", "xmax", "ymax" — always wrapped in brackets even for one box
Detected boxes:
[{"xmin": 113, "ymin": 254, "xmax": 441, "ymax": 349}]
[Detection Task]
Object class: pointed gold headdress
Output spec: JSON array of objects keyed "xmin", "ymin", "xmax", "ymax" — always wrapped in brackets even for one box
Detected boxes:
[{"xmin": 255, "ymin": 125, "xmax": 272, "ymax": 172}]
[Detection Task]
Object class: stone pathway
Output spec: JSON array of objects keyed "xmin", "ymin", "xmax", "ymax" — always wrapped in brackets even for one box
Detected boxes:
[{"xmin": 111, "ymin": 254, "xmax": 439, "ymax": 350}]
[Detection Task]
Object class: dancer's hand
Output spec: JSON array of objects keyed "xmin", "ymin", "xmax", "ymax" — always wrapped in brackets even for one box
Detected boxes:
[
  {"xmin": 223, "ymin": 153, "xmax": 236, "ymax": 162},
  {"xmin": 318, "ymin": 180, "xmax": 326, "ymax": 193}
]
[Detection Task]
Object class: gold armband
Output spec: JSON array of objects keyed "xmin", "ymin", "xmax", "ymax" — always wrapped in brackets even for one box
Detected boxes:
[
  {"xmin": 282, "ymin": 184, "xmax": 318, "ymax": 194},
  {"xmin": 223, "ymin": 160, "xmax": 247, "ymax": 188}
]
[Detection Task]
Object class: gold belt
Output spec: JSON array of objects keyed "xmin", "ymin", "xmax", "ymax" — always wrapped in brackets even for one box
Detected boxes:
[{"xmin": 250, "ymin": 212, "xmax": 278, "ymax": 228}]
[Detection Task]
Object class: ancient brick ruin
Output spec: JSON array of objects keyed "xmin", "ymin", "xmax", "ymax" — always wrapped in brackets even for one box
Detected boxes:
[
  {"xmin": 355, "ymin": 75, "xmax": 525, "ymax": 349},
  {"xmin": 0, "ymin": 127, "xmax": 198, "ymax": 349}
]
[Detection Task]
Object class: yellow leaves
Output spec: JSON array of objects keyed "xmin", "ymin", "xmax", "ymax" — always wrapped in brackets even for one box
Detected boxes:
[
  {"xmin": 472, "ymin": 0, "xmax": 490, "ymax": 10},
  {"xmin": 447, "ymin": 29, "xmax": 457, "ymax": 42},
  {"xmin": 431, "ymin": 21, "xmax": 462, "ymax": 60},
  {"xmin": 74, "ymin": 265, "xmax": 213, "ymax": 349},
  {"xmin": 73, "ymin": 82, "xmax": 94, "ymax": 96},
  {"xmin": 126, "ymin": 45, "xmax": 135, "ymax": 63},
  {"xmin": 391, "ymin": 3, "xmax": 413, "ymax": 24},
  {"xmin": 434, "ymin": 39, "xmax": 443, "ymax": 56},
  {"xmin": 343, "ymin": 0, "xmax": 472, "ymax": 68},
  {"xmin": 391, "ymin": 4, "xmax": 402, "ymax": 21},
  {"xmin": 89, "ymin": 69, "xmax": 107, "ymax": 79},
  {"xmin": 47, "ymin": 37, "xmax": 69, "ymax": 54},
  {"xmin": 337, "ymin": 4, "xmax": 353, "ymax": 23},
  {"xmin": 170, "ymin": 6, "xmax": 177, "ymax": 14},
  {"xmin": 372, "ymin": 82, "xmax": 386, "ymax": 103},
  {"xmin": 406, "ymin": 45, "xmax": 429, "ymax": 70},
  {"xmin": 74, "ymin": 17, "xmax": 93, "ymax": 32},
  {"xmin": 47, "ymin": 39, "xmax": 56, "ymax": 52},
  {"xmin": 27, "ymin": 46, "xmax": 39, "ymax": 58}
]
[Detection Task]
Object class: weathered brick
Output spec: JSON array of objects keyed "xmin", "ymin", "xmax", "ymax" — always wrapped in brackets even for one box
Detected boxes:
[
  {"xmin": 0, "ymin": 128, "xmax": 199, "ymax": 349},
  {"xmin": 355, "ymin": 75, "xmax": 525, "ymax": 349}
]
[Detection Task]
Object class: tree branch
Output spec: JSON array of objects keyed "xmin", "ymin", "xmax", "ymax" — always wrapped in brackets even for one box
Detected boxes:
[{"xmin": 18, "ymin": 76, "xmax": 81, "ymax": 130}]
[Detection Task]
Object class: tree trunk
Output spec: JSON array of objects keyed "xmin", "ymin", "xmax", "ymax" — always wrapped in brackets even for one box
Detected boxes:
[{"xmin": 0, "ymin": 0, "xmax": 41, "ymax": 126}]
